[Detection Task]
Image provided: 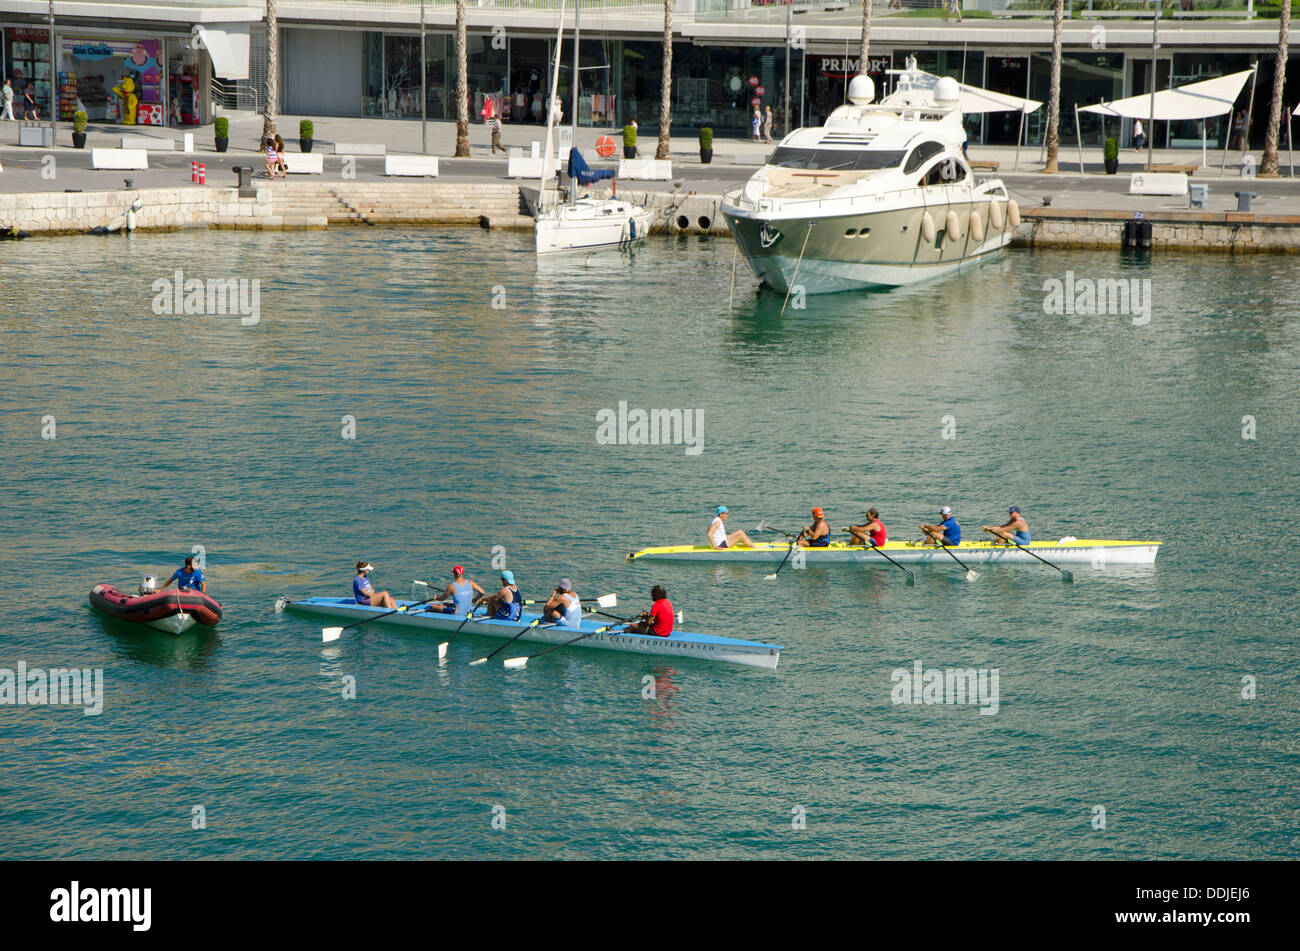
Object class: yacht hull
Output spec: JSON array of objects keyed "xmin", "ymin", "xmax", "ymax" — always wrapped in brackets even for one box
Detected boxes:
[{"xmin": 724, "ymin": 195, "xmax": 1014, "ymax": 294}]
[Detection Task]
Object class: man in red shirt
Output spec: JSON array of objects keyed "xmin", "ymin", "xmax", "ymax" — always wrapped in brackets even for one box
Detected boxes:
[
  {"xmin": 845, "ymin": 508, "xmax": 887, "ymax": 547},
  {"xmin": 623, "ymin": 585, "xmax": 673, "ymax": 637}
]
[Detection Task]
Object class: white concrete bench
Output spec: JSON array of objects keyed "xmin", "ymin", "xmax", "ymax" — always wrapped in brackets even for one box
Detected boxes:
[
  {"xmin": 508, "ymin": 155, "xmax": 546, "ymax": 179},
  {"xmin": 282, "ymin": 152, "xmax": 324, "ymax": 174},
  {"xmin": 384, "ymin": 155, "xmax": 439, "ymax": 177},
  {"xmin": 334, "ymin": 142, "xmax": 386, "ymax": 155},
  {"xmin": 617, "ymin": 158, "xmax": 672, "ymax": 180},
  {"xmin": 120, "ymin": 135, "xmax": 174, "ymax": 151},
  {"xmin": 91, "ymin": 148, "xmax": 149, "ymax": 170},
  {"xmin": 730, "ymin": 154, "xmax": 766, "ymax": 166},
  {"xmin": 1129, "ymin": 172, "xmax": 1189, "ymax": 197}
]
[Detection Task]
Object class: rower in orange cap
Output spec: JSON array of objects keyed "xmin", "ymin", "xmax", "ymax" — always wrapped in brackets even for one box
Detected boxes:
[{"xmin": 797, "ymin": 507, "xmax": 831, "ymax": 547}]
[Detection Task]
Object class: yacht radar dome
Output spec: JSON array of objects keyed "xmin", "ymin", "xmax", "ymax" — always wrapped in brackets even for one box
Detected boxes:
[
  {"xmin": 847, "ymin": 75, "xmax": 875, "ymax": 105},
  {"xmin": 934, "ymin": 77, "xmax": 960, "ymax": 109}
]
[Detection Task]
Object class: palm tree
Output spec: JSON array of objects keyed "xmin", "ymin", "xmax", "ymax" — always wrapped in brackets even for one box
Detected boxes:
[
  {"xmin": 454, "ymin": 0, "xmax": 470, "ymax": 157},
  {"xmin": 1260, "ymin": 1, "xmax": 1291, "ymax": 177},
  {"xmin": 859, "ymin": 0, "xmax": 872, "ymax": 78},
  {"xmin": 262, "ymin": 0, "xmax": 278, "ymax": 142},
  {"xmin": 1043, "ymin": 0, "xmax": 1064, "ymax": 173},
  {"xmin": 656, "ymin": 0, "xmax": 673, "ymax": 160}
]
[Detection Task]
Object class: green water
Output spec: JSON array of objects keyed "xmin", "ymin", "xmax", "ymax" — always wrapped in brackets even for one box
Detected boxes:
[{"xmin": 1, "ymin": 229, "xmax": 1296, "ymax": 859}]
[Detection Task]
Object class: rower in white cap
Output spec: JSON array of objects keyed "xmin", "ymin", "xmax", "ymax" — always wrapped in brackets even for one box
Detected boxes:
[
  {"xmin": 353, "ymin": 561, "xmax": 397, "ymax": 608},
  {"xmin": 919, "ymin": 507, "xmax": 962, "ymax": 547}
]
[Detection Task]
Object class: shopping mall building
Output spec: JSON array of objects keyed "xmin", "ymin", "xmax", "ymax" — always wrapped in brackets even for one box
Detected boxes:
[{"xmin": 2, "ymin": 0, "xmax": 1294, "ymax": 148}]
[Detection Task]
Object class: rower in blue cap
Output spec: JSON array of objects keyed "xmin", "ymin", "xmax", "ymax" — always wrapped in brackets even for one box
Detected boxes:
[
  {"xmin": 707, "ymin": 505, "xmax": 756, "ymax": 550},
  {"xmin": 479, "ymin": 570, "xmax": 522, "ymax": 621}
]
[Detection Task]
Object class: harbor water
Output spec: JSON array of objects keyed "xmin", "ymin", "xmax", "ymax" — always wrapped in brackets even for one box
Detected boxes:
[{"xmin": 1, "ymin": 229, "xmax": 1296, "ymax": 859}]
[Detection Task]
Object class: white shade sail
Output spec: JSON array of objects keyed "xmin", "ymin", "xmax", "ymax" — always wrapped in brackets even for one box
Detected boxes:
[
  {"xmin": 1080, "ymin": 69, "xmax": 1254, "ymax": 121},
  {"xmin": 191, "ymin": 24, "xmax": 250, "ymax": 81},
  {"xmin": 907, "ymin": 69, "xmax": 1042, "ymax": 114}
]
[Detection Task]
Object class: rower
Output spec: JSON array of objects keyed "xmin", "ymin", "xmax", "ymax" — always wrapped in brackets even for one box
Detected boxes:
[
  {"xmin": 436, "ymin": 565, "xmax": 485, "ymax": 615},
  {"xmin": 543, "ymin": 578, "xmax": 583, "ymax": 629},
  {"xmin": 158, "ymin": 555, "xmax": 206, "ymax": 594},
  {"xmin": 845, "ymin": 508, "xmax": 887, "ymax": 547},
  {"xmin": 919, "ymin": 506, "xmax": 962, "ymax": 547},
  {"xmin": 623, "ymin": 585, "xmax": 674, "ymax": 637},
  {"xmin": 708, "ymin": 505, "xmax": 755, "ymax": 550},
  {"xmin": 983, "ymin": 507, "xmax": 1031, "ymax": 546},
  {"xmin": 352, "ymin": 561, "xmax": 397, "ymax": 609},
  {"xmin": 797, "ymin": 507, "xmax": 831, "ymax": 547},
  {"xmin": 479, "ymin": 570, "xmax": 522, "ymax": 622}
]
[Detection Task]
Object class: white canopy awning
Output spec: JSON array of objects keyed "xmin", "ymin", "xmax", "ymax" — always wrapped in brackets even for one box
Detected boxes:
[
  {"xmin": 191, "ymin": 24, "xmax": 250, "ymax": 81},
  {"xmin": 1080, "ymin": 69, "xmax": 1254, "ymax": 121},
  {"xmin": 906, "ymin": 69, "xmax": 1042, "ymax": 114}
]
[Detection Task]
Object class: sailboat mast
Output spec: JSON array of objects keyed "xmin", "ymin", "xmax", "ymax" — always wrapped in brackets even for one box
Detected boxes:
[
  {"xmin": 539, "ymin": 0, "xmax": 566, "ymax": 214},
  {"xmin": 569, "ymin": 0, "xmax": 581, "ymax": 206}
]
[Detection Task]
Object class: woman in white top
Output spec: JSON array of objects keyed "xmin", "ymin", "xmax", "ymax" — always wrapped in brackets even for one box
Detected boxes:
[
  {"xmin": 707, "ymin": 506, "xmax": 756, "ymax": 550},
  {"xmin": 544, "ymin": 578, "xmax": 584, "ymax": 628}
]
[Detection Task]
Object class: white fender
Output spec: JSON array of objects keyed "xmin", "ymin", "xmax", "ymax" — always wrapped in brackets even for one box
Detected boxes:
[
  {"xmin": 921, "ymin": 211, "xmax": 936, "ymax": 244},
  {"xmin": 990, "ymin": 200, "xmax": 1005, "ymax": 230},
  {"xmin": 969, "ymin": 210, "xmax": 985, "ymax": 242},
  {"xmin": 1008, "ymin": 199, "xmax": 1021, "ymax": 228},
  {"xmin": 944, "ymin": 209, "xmax": 961, "ymax": 242}
]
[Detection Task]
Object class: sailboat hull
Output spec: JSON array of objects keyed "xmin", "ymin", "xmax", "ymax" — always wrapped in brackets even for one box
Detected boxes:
[{"xmin": 535, "ymin": 200, "xmax": 654, "ymax": 254}]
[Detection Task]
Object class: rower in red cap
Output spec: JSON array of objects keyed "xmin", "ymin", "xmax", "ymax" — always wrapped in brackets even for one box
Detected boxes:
[
  {"xmin": 797, "ymin": 507, "xmax": 831, "ymax": 547},
  {"xmin": 435, "ymin": 564, "xmax": 486, "ymax": 615}
]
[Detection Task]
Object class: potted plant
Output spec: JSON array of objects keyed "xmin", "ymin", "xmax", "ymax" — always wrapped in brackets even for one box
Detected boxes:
[
  {"xmin": 214, "ymin": 116, "xmax": 229, "ymax": 153},
  {"xmin": 1103, "ymin": 136, "xmax": 1119, "ymax": 175},
  {"xmin": 699, "ymin": 126, "xmax": 713, "ymax": 165},
  {"xmin": 299, "ymin": 119, "xmax": 314, "ymax": 153},
  {"xmin": 71, "ymin": 110, "xmax": 88, "ymax": 149},
  {"xmin": 623, "ymin": 123, "xmax": 637, "ymax": 160}
]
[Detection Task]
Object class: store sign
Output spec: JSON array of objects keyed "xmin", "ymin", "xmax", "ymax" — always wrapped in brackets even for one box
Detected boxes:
[{"xmin": 818, "ymin": 56, "xmax": 889, "ymax": 78}]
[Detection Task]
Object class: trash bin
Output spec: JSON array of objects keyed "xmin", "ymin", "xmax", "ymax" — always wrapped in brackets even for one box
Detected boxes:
[
  {"xmin": 1188, "ymin": 184, "xmax": 1209, "ymax": 209},
  {"xmin": 1234, "ymin": 191, "xmax": 1257, "ymax": 212},
  {"xmin": 233, "ymin": 166, "xmax": 253, "ymax": 189}
]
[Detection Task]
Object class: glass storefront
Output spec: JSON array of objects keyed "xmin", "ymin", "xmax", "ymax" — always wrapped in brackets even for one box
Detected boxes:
[
  {"xmin": 6, "ymin": 27, "xmax": 52, "ymax": 114},
  {"xmin": 58, "ymin": 37, "xmax": 165, "ymax": 124},
  {"xmin": 1026, "ymin": 51, "xmax": 1124, "ymax": 147}
]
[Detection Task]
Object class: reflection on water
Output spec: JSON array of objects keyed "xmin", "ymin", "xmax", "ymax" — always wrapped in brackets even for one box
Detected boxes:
[{"xmin": 93, "ymin": 612, "xmax": 223, "ymax": 672}]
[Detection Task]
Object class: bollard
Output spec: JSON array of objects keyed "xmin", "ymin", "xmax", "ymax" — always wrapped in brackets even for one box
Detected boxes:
[
  {"xmin": 191, "ymin": 161, "xmax": 199, "ymax": 183},
  {"xmin": 197, "ymin": 163, "xmax": 206, "ymax": 185},
  {"xmin": 1233, "ymin": 191, "xmax": 1257, "ymax": 212}
]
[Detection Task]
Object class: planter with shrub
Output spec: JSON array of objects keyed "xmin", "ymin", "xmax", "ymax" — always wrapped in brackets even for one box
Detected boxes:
[
  {"xmin": 299, "ymin": 119, "xmax": 315, "ymax": 153},
  {"xmin": 1103, "ymin": 137, "xmax": 1119, "ymax": 174},
  {"xmin": 72, "ymin": 110, "xmax": 87, "ymax": 149},
  {"xmin": 623, "ymin": 123, "xmax": 637, "ymax": 160},
  {"xmin": 214, "ymin": 116, "xmax": 229, "ymax": 153},
  {"xmin": 699, "ymin": 127, "xmax": 713, "ymax": 165}
]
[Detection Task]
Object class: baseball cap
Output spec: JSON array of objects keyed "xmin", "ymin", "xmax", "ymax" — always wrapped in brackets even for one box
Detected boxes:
[
  {"xmin": 357, "ymin": 561, "xmax": 374, "ymax": 572},
  {"xmin": 557, "ymin": 578, "xmax": 573, "ymax": 592},
  {"xmin": 716, "ymin": 505, "xmax": 728, "ymax": 516},
  {"xmin": 452, "ymin": 565, "xmax": 465, "ymax": 576},
  {"xmin": 500, "ymin": 570, "xmax": 515, "ymax": 585},
  {"xmin": 1008, "ymin": 506, "xmax": 1020, "ymax": 514},
  {"xmin": 812, "ymin": 507, "xmax": 824, "ymax": 518},
  {"xmin": 940, "ymin": 506, "xmax": 952, "ymax": 517}
]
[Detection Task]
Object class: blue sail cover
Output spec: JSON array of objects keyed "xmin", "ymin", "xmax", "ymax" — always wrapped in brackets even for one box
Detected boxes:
[{"xmin": 568, "ymin": 148, "xmax": 615, "ymax": 186}]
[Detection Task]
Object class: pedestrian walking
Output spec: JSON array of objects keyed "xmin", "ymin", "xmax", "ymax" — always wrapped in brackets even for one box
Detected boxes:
[
  {"xmin": 763, "ymin": 105, "xmax": 774, "ymax": 144},
  {"xmin": 2, "ymin": 79, "xmax": 15, "ymax": 121},
  {"xmin": 944, "ymin": 0, "xmax": 963, "ymax": 21},
  {"xmin": 1133, "ymin": 118, "xmax": 1145, "ymax": 151},
  {"xmin": 490, "ymin": 115, "xmax": 505, "ymax": 154},
  {"xmin": 752, "ymin": 107, "xmax": 761, "ymax": 143},
  {"xmin": 1232, "ymin": 109, "xmax": 1247, "ymax": 151},
  {"xmin": 23, "ymin": 85, "xmax": 39, "ymax": 120}
]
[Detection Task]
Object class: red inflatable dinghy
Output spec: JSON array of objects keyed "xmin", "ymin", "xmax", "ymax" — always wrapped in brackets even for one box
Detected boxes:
[{"xmin": 89, "ymin": 584, "xmax": 222, "ymax": 634}]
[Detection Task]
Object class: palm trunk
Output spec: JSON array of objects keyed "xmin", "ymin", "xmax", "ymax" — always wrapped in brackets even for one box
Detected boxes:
[
  {"xmin": 454, "ymin": 0, "xmax": 470, "ymax": 157},
  {"xmin": 859, "ymin": 0, "xmax": 871, "ymax": 75},
  {"xmin": 1043, "ymin": 0, "xmax": 1064, "ymax": 173},
  {"xmin": 1260, "ymin": 2, "xmax": 1290, "ymax": 177},
  {"xmin": 656, "ymin": 0, "xmax": 673, "ymax": 160},
  {"xmin": 262, "ymin": 0, "xmax": 278, "ymax": 141}
]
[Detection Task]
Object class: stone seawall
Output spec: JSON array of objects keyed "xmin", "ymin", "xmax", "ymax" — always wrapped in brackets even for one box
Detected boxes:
[{"xmin": 1017, "ymin": 208, "xmax": 1300, "ymax": 251}]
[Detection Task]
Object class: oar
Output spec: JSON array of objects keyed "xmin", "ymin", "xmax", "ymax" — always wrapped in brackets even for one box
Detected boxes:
[
  {"xmin": 931, "ymin": 541, "xmax": 979, "ymax": 582},
  {"xmin": 322, "ymin": 596, "xmax": 438, "ymax": 643},
  {"xmin": 522, "ymin": 593, "xmax": 618, "ymax": 609},
  {"xmin": 757, "ymin": 520, "xmax": 796, "ymax": 538},
  {"xmin": 999, "ymin": 536, "xmax": 1074, "ymax": 583},
  {"xmin": 846, "ymin": 532, "xmax": 915, "ymax": 586},
  {"xmin": 437, "ymin": 608, "xmax": 481, "ymax": 659},
  {"xmin": 503, "ymin": 619, "xmax": 633, "ymax": 669},
  {"xmin": 467, "ymin": 592, "xmax": 617, "ymax": 665},
  {"xmin": 592, "ymin": 608, "xmax": 683, "ymax": 625},
  {"xmin": 764, "ymin": 533, "xmax": 801, "ymax": 581}
]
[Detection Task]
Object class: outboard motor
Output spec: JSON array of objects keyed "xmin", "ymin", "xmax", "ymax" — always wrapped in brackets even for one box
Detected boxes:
[{"xmin": 139, "ymin": 575, "xmax": 157, "ymax": 596}]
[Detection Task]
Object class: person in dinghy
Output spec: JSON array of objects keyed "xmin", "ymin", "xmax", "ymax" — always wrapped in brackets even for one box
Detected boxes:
[
  {"xmin": 543, "ymin": 578, "xmax": 583, "ymax": 629},
  {"xmin": 158, "ymin": 555, "xmax": 206, "ymax": 594},
  {"xmin": 435, "ymin": 565, "xmax": 486, "ymax": 615},
  {"xmin": 479, "ymin": 570, "xmax": 522, "ymax": 622},
  {"xmin": 353, "ymin": 561, "xmax": 397, "ymax": 609}
]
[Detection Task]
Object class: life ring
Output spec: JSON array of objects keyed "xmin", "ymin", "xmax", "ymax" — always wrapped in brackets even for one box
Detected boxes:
[{"xmin": 969, "ymin": 210, "xmax": 985, "ymax": 242}]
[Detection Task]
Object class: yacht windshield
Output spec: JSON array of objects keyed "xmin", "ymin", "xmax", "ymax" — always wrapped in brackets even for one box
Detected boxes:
[{"xmin": 768, "ymin": 147, "xmax": 905, "ymax": 171}]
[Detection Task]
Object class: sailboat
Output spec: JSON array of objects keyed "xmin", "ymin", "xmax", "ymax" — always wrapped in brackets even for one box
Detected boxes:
[{"xmin": 534, "ymin": 0, "xmax": 653, "ymax": 255}]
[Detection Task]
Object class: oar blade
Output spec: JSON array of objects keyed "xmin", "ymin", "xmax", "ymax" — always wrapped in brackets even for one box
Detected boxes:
[
  {"xmin": 764, "ymin": 572, "xmax": 779, "ymax": 581},
  {"xmin": 503, "ymin": 657, "xmax": 528, "ymax": 669},
  {"xmin": 964, "ymin": 570, "xmax": 980, "ymax": 582},
  {"xmin": 322, "ymin": 627, "xmax": 342, "ymax": 643},
  {"xmin": 437, "ymin": 641, "xmax": 449, "ymax": 659},
  {"xmin": 468, "ymin": 658, "xmax": 487, "ymax": 666},
  {"xmin": 756, "ymin": 520, "xmax": 768, "ymax": 532},
  {"xmin": 905, "ymin": 571, "xmax": 916, "ymax": 587},
  {"xmin": 1061, "ymin": 569, "xmax": 1075, "ymax": 584},
  {"xmin": 595, "ymin": 593, "xmax": 618, "ymax": 609}
]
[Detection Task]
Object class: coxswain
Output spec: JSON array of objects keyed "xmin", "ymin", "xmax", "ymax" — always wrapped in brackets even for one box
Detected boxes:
[
  {"xmin": 707, "ymin": 505, "xmax": 756, "ymax": 550},
  {"xmin": 352, "ymin": 561, "xmax": 396, "ymax": 608}
]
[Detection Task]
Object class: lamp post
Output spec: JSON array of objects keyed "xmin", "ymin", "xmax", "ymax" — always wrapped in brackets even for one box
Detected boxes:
[
  {"xmin": 420, "ymin": 4, "xmax": 427, "ymax": 154},
  {"xmin": 1147, "ymin": 0, "xmax": 1159, "ymax": 172},
  {"xmin": 48, "ymin": 0, "xmax": 56, "ymax": 146}
]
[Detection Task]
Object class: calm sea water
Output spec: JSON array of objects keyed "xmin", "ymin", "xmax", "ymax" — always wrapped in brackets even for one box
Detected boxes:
[{"xmin": 1, "ymin": 228, "xmax": 1296, "ymax": 859}]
